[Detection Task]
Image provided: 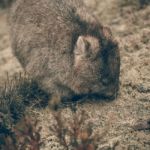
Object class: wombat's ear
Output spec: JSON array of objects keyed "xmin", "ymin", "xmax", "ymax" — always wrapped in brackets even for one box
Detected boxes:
[{"xmin": 75, "ymin": 36, "xmax": 89, "ymax": 54}]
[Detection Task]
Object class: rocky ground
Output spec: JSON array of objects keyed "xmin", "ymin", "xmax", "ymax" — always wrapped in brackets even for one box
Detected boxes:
[{"xmin": 0, "ymin": 0, "xmax": 150, "ymax": 149}]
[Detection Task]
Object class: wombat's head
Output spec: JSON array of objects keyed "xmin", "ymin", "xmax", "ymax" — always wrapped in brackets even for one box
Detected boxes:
[{"xmin": 72, "ymin": 28, "xmax": 120, "ymax": 99}]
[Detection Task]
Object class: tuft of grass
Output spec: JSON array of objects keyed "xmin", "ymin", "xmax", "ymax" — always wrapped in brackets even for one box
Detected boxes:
[
  {"xmin": 50, "ymin": 110, "xmax": 106, "ymax": 150},
  {"xmin": 0, "ymin": 116, "xmax": 42, "ymax": 150},
  {"xmin": 1, "ymin": 107, "xmax": 114, "ymax": 149},
  {"xmin": 0, "ymin": 73, "xmax": 114, "ymax": 149},
  {"xmin": 0, "ymin": 73, "xmax": 49, "ymax": 146},
  {"xmin": 0, "ymin": 73, "xmax": 49, "ymax": 122}
]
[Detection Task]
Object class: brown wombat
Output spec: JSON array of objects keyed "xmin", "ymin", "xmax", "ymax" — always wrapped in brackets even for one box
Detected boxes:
[{"xmin": 9, "ymin": 0, "xmax": 120, "ymax": 102}]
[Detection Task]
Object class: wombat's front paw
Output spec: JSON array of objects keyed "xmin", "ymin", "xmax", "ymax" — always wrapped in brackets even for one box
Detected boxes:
[{"xmin": 48, "ymin": 86, "xmax": 74, "ymax": 110}]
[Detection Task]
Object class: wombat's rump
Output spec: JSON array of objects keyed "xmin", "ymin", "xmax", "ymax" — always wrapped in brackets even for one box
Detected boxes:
[{"xmin": 9, "ymin": 0, "xmax": 120, "ymax": 101}]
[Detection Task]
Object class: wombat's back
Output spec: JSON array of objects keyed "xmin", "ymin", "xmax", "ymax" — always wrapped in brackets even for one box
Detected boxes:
[{"xmin": 10, "ymin": 0, "xmax": 101, "ymax": 75}]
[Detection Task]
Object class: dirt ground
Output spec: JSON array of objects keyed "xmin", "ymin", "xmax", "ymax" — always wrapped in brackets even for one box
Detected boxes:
[{"xmin": 0, "ymin": 0, "xmax": 150, "ymax": 149}]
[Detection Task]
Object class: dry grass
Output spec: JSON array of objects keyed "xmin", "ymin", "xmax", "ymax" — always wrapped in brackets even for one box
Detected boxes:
[
  {"xmin": 1, "ymin": 107, "xmax": 112, "ymax": 150},
  {"xmin": 0, "ymin": 73, "xmax": 49, "ymax": 149},
  {"xmin": 0, "ymin": 74, "xmax": 110, "ymax": 150},
  {"xmin": 50, "ymin": 110, "xmax": 104, "ymax": 150},
  {"xmin": 0, "ymin": 73, "xmax": 49, "ymax": 120},
  {"xmin": 120, "ymin": 0, "xmax": 150, "ymax": 8},
  {"xmin": 0, "ymin": 116, "xmax": 42, "ymax": 150}
]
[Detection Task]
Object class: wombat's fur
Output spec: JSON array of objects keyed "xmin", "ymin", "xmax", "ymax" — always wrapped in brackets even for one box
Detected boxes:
[{"xmin": 9, "ymin": 0, "xmax": 120, "ymax": 102}]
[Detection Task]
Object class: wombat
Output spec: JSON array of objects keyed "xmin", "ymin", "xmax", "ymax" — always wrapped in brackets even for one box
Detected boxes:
[{"xmin": 9, "ymin": 0, "xmax": 120, "ymax": 102}]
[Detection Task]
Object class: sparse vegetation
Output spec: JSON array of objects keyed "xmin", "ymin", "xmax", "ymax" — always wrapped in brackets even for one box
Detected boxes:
[
  {"xmin": 0, "ymin": 75, "xmax": 107, "ymax": 150},
  {"xmin": 0, "ymin": 73, "xmax": 49, "ymax": 149},
  {"xmin": 1, "ymin": 108, "xmax": 109, "ymax": 150},
  {"xmin": 50, "ymin": 110, "xmax": 107, "ymax": 150},
  {"xmin": 120, "ymin": 0, "xmax": 150, "ymax": 8},
  {"xmin": 0, "ymin": 73, "xmax": 49, "ymax": 121},
  {"xmin": 0, "ymin": 116, "xmax": 42, "ymax": 150}
]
